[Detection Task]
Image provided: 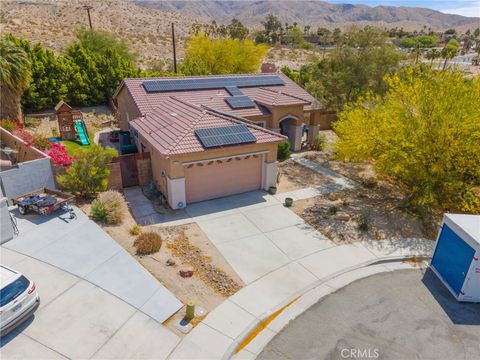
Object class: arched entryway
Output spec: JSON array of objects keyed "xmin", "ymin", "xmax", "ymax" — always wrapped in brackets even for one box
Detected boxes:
[{"xmin": 279, "ymin": 116, "xmax": 303, "ymax": 151}]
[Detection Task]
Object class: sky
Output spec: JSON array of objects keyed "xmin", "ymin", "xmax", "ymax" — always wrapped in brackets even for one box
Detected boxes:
[{"xmin": 328, "ymin": 0, "xmax": 480, "ymax": 17}]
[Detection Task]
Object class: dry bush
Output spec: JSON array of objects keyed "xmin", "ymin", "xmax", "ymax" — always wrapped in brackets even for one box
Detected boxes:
[
  {"xmin": 90, "ymin": 190, "xmax": 128, "ymax": 225},
  {"xmin": 134, "ymin": 232, "xmax": 162, "ymax": 255}
]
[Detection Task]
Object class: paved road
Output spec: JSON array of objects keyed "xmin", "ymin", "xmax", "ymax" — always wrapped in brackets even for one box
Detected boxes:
[{"xmin": 258, "ymin": 269, "xmax": 480, "ymax": 360}]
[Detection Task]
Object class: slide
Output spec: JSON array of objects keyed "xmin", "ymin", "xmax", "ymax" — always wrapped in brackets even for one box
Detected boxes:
[{"xmin": 74, "ymin": 120, "xmax": 90, "ymax": 145}]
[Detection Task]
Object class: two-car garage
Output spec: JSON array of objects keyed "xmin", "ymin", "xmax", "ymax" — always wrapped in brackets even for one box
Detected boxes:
[{"xmin": 184, "ymin": 155, "xmax": 263, "ymax": 203}]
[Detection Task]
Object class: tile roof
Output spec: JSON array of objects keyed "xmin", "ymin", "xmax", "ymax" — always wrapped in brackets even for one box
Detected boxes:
[
  {"xmin": 115, "ymin": 73, "xmax": 323, "ymax": 117},
  {"xmin": 129, "ymin": 97, "xmax": 287, "ymax": 156}
]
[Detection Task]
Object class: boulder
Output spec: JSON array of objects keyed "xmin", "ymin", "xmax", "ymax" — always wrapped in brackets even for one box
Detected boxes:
[{"xmin": 179, "ymin": 265, "xmax": 194, "ymax": 278}]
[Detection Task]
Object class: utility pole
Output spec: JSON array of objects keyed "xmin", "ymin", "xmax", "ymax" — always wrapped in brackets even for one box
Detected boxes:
[
  {"xmin": 171, "ymin": 23, "xmax": 177, "ymax": 73},
  {"xmin": 82, "ymin": 5, "xmax": 93, "ymax": 30}
]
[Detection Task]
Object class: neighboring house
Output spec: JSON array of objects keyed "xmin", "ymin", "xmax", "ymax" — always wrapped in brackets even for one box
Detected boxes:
[{"xmin": 113, "ymin": 74, "xmax": 328, "ymax": 209}]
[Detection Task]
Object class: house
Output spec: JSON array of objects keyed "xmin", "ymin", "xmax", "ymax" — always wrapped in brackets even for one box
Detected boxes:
[{"xmin": 113, "ymin": 74, "xmax": 327, "ymax": 208}]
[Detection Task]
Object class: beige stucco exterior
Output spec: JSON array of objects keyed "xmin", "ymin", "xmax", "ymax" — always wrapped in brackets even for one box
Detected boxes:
[
  {"xmin": 113, "ymin": 80, "xmax": 329, "ymax": 207},
  {"xmin": 116, "ymin": 86, "xmax": 142, "ymax": 131}
]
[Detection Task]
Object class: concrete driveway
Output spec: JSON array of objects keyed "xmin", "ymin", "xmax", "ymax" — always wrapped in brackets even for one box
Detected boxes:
[
  {"xmin": 184, "ymin": 191, "xmax": 334, "ymax": 284},
  {"xmin": 1, "ymin": 206, "xmax": 183, "ymax": 359},
  {"xmin": 1, "ymin": 249, "xmax": 180, "ymax": 359},
  {"xmin": 258, "ymin": 269, "xmax": 480, "ymax": 360}
]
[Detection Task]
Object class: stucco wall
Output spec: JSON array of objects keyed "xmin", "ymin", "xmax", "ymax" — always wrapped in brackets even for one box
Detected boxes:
[
  {"xmin": 0, "ymin": 157, "xmax": 56, "ymax": 199},
  {"xmin": 1, "ymin": 127, "xmax": 48, "ymax": 162},
  {"xmin": 115, "ymin": 86, "xmax": 142, "ymax": 131},
  {"xmin": 0, "ymin": 197, "xmax": 14, "ymax": 244}
]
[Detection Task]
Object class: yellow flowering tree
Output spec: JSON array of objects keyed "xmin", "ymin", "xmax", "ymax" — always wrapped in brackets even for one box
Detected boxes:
[
  {"xmin": 181, "ymin": 32, "xmax": 267, "ymax": 75},
  {"xmin": 335, "ymin": 67, "xmax": 480, "ymax": 213}
]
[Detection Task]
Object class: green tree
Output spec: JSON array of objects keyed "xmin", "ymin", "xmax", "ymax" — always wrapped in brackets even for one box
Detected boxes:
[
  {"xmin": 8, "ymin": 35, "xmax": 69, "ymax": 112},
  {"xmin": 441, "ymin": 38, "xmax": 460, "ymax": 70},
  {"xmin": 400, "ymin": 35, "xmax": 437, "ymax": 64},
  {"xmin": 334, "ymin": 67, "xmax": 480, "ymax": 213},
  {"xmin": 75, "ymin": 28, "xmax": 137, "ymax": 63},
  {"xmin": 283, "ymin": 26, "xmax": 306, "ymax": 47},
  {"xmin": 305, "ymin": 26, "xmax": 403, "ymax": 111},
  {"xmin": 57, "ymin": 144, "xmax": 118, "ymax": 198},
  {"xmin": 181, "ymin": 32, "xmax": 267, "ymax": 75},
  {"xmin": 62, "ymin": 43, "xmax": 140, "ymax": 106},
  {"xmin": 228, "ymin": 18, "xmax": 249, "ymax": 40},
  {"xmin": 261, "ymin": 14, "xmax": 283, "ymax": 44},
  {"xmin": 0, "ymin": 35, "xmax": 31, "ymax": 121}
]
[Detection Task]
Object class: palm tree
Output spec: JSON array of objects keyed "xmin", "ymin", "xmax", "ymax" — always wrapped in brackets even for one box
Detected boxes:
[
  {"xmin": 0, "ymin": 36, "xmax": 31, "ymax": 121},
  {"xmin": 426, "ymin": 49, "xmax": 440, "ymax": 67},
  {"xmin": 441, "ymin": 39, "xmax": 460, "ymax": 71}
]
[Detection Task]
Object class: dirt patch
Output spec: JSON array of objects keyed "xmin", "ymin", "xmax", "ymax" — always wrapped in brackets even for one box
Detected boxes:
[
  {"xmin": 291, "ymin": 185, "xmax": 431, "ymax": 244},
  {"xmin": 79, "ymin": 196, "xmax": 244, "ymax": 328},
  {"xmin": 277, "ymin": 158, "xmax": 333, "ymax": 193}
]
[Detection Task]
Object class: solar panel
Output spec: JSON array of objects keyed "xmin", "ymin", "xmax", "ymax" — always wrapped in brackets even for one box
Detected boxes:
[
  {"xmin": 195, "ymin": 124, "xmax": 256, "ymax": 148},
  {"xmin": 225, "ymin": 86, "xmax": 244, "ymax": 96},
  {"xmin": 143, "ymin": 75, "xmax": 284, "ymax": 93},
  {"xmin": 225, "ymin": 95, "xmax": 256, "ymax": 109}
]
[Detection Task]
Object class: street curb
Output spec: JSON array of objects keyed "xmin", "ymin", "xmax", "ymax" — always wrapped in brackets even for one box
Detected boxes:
[{"xmin": 225, "ymin": 255, "xmax": 431, "ymax": 359}]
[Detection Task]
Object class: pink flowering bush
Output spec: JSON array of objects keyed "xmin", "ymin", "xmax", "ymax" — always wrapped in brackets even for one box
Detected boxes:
[
  {"xmin": 47, "ymin": 143, "xmax": 73, "ymax": 167},
  {"xmin": 13, "ymin": 129, "xmax": 33, "ymax": 146}
]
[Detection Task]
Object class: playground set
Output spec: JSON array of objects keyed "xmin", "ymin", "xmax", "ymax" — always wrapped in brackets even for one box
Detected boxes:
[{"xmin": 54, "ymin": 101, "xmax": 90, "ymax": 146}]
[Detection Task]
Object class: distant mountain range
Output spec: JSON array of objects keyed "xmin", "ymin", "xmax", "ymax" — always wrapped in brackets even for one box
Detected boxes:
[{"xmin": 130, "ymin": 0, "xmax": 480, "ymax": 31}]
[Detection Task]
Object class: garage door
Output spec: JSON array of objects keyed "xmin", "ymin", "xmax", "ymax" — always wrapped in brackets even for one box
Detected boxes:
[{"xmin": 185, "ymin": 156, "xmax": 262, "ymax": 203}]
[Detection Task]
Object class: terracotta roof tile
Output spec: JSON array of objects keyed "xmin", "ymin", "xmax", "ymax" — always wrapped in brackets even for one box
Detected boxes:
[
  {"xmin": 130, "ymin": 97, "xmax": 286, "ymax": 156},
  {"xmin": 116, "ymin": 73, "xmax": 323, "ymax": 116}
]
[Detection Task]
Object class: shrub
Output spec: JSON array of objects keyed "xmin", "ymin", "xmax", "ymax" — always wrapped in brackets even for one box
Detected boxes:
[
  {"xmin": 32, "ymin": 133, "xmax": 50, "ymax": 150},
  {"xmin": 47, "ymin": 143, "xmax": 73, "ymax": 167},
  {"xmin": 311, "ymin": 133, "xmax": 326, "ymax": 151},
  {"xmin": 12, "ymin": 129, "xmax": 33, "ymax": 145},
  {"xmin": 327, "ymin": 205, "xmax": 339, "ymax": 215},
  {"xmin": 57, "ymin": 144, "xmax": 117, "ymax": 197},
  {"xmin": 90, "ymin": 190, "xmax": 128, "ymax": 225},
  {"xmin": 277, "ymin": 142, "xmax": 291, "ymax": 161},
  {"xmin": 134, "ymin": 232, "xmax": 162, "ymax": 255},
  {"xmin": 361, "ymin": 177, "xmax": 378, "ymax": 189},
  {"xmin": 90, "ymin": 200, "xmax": 108, "ymax": 223},
  {"xmin": 24, "ymin": 117, "xmax": 40, "ymax": 128},
  {"xmin": 129, "ymin": 224, "xmax": 142, "ymax": 235},
  {"xmin": 0, "ymin": 119, "xmax": 17, "ymax": 132},
  {"xmin": 357, "ymin": 211, "xmax": 373, "ymax": 232}
]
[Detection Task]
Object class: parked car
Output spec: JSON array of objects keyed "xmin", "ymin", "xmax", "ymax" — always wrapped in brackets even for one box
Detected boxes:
[{"xmin": 0, "ymin": 265, "xmax": 40, "ymax": 336}]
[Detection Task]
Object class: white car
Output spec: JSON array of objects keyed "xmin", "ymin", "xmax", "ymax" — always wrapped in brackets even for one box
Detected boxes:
[{"xmin": 0, "ymin": 265, "xmax": 40, "ymax": 336}]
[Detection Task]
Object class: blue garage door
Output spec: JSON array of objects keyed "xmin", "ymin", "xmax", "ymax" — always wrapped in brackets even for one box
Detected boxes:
[{"xmin": 432, "ymin": 225, "xmax": 475, "ymax": 295}]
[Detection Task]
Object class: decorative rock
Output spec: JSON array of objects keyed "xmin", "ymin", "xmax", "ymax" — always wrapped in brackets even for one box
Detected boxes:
[
  {"xmin": 335, "ymin": 213, "xmax": 351, "ymax": 221},
  {"xmin": 166, "ymin": 258, "xmax": 176, "ymax": 266},
  {"xmin": 179, "ymin": 265, "xmax": 194, "ymax": 278}
]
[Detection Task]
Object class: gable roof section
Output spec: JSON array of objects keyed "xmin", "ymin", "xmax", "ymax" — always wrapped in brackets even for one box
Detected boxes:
[
  {"xmin": 114, "ymin": 73, "xmax": 323, "ymax": 117},
  {"xmin": 252, "ymin": 87, "xmax": 311, "ymax": 107},
  {"xmin": 129, "ymin": 97, "xmax": 286, "ymax": 156}
]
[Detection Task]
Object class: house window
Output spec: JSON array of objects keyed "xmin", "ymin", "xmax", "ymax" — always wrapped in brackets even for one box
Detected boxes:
[
  {"xmin": 254, "ymin": 121, "xmax": 267, "ymax": 128},
  {"xmin": 62, "ymin": 125, "xmax": 71, "ymax": 131}
]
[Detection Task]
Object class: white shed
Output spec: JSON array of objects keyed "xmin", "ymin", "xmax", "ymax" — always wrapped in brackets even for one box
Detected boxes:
[{"xmin": 430, "ymin": 213, "xmax": 480, "ymax": 302}]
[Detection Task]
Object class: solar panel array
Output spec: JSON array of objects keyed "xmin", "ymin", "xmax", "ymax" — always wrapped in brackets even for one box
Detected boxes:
[
  {"xmin": 225, "ymin": 95, "xmax": 256, "ymax": 109},
  {"xmin": 143, "ymin": 75, "xmax": 285, "ymax": 93},
  {"xmin": 195, "ymin": 124, "xmax": 256, "ymax": 148}
]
